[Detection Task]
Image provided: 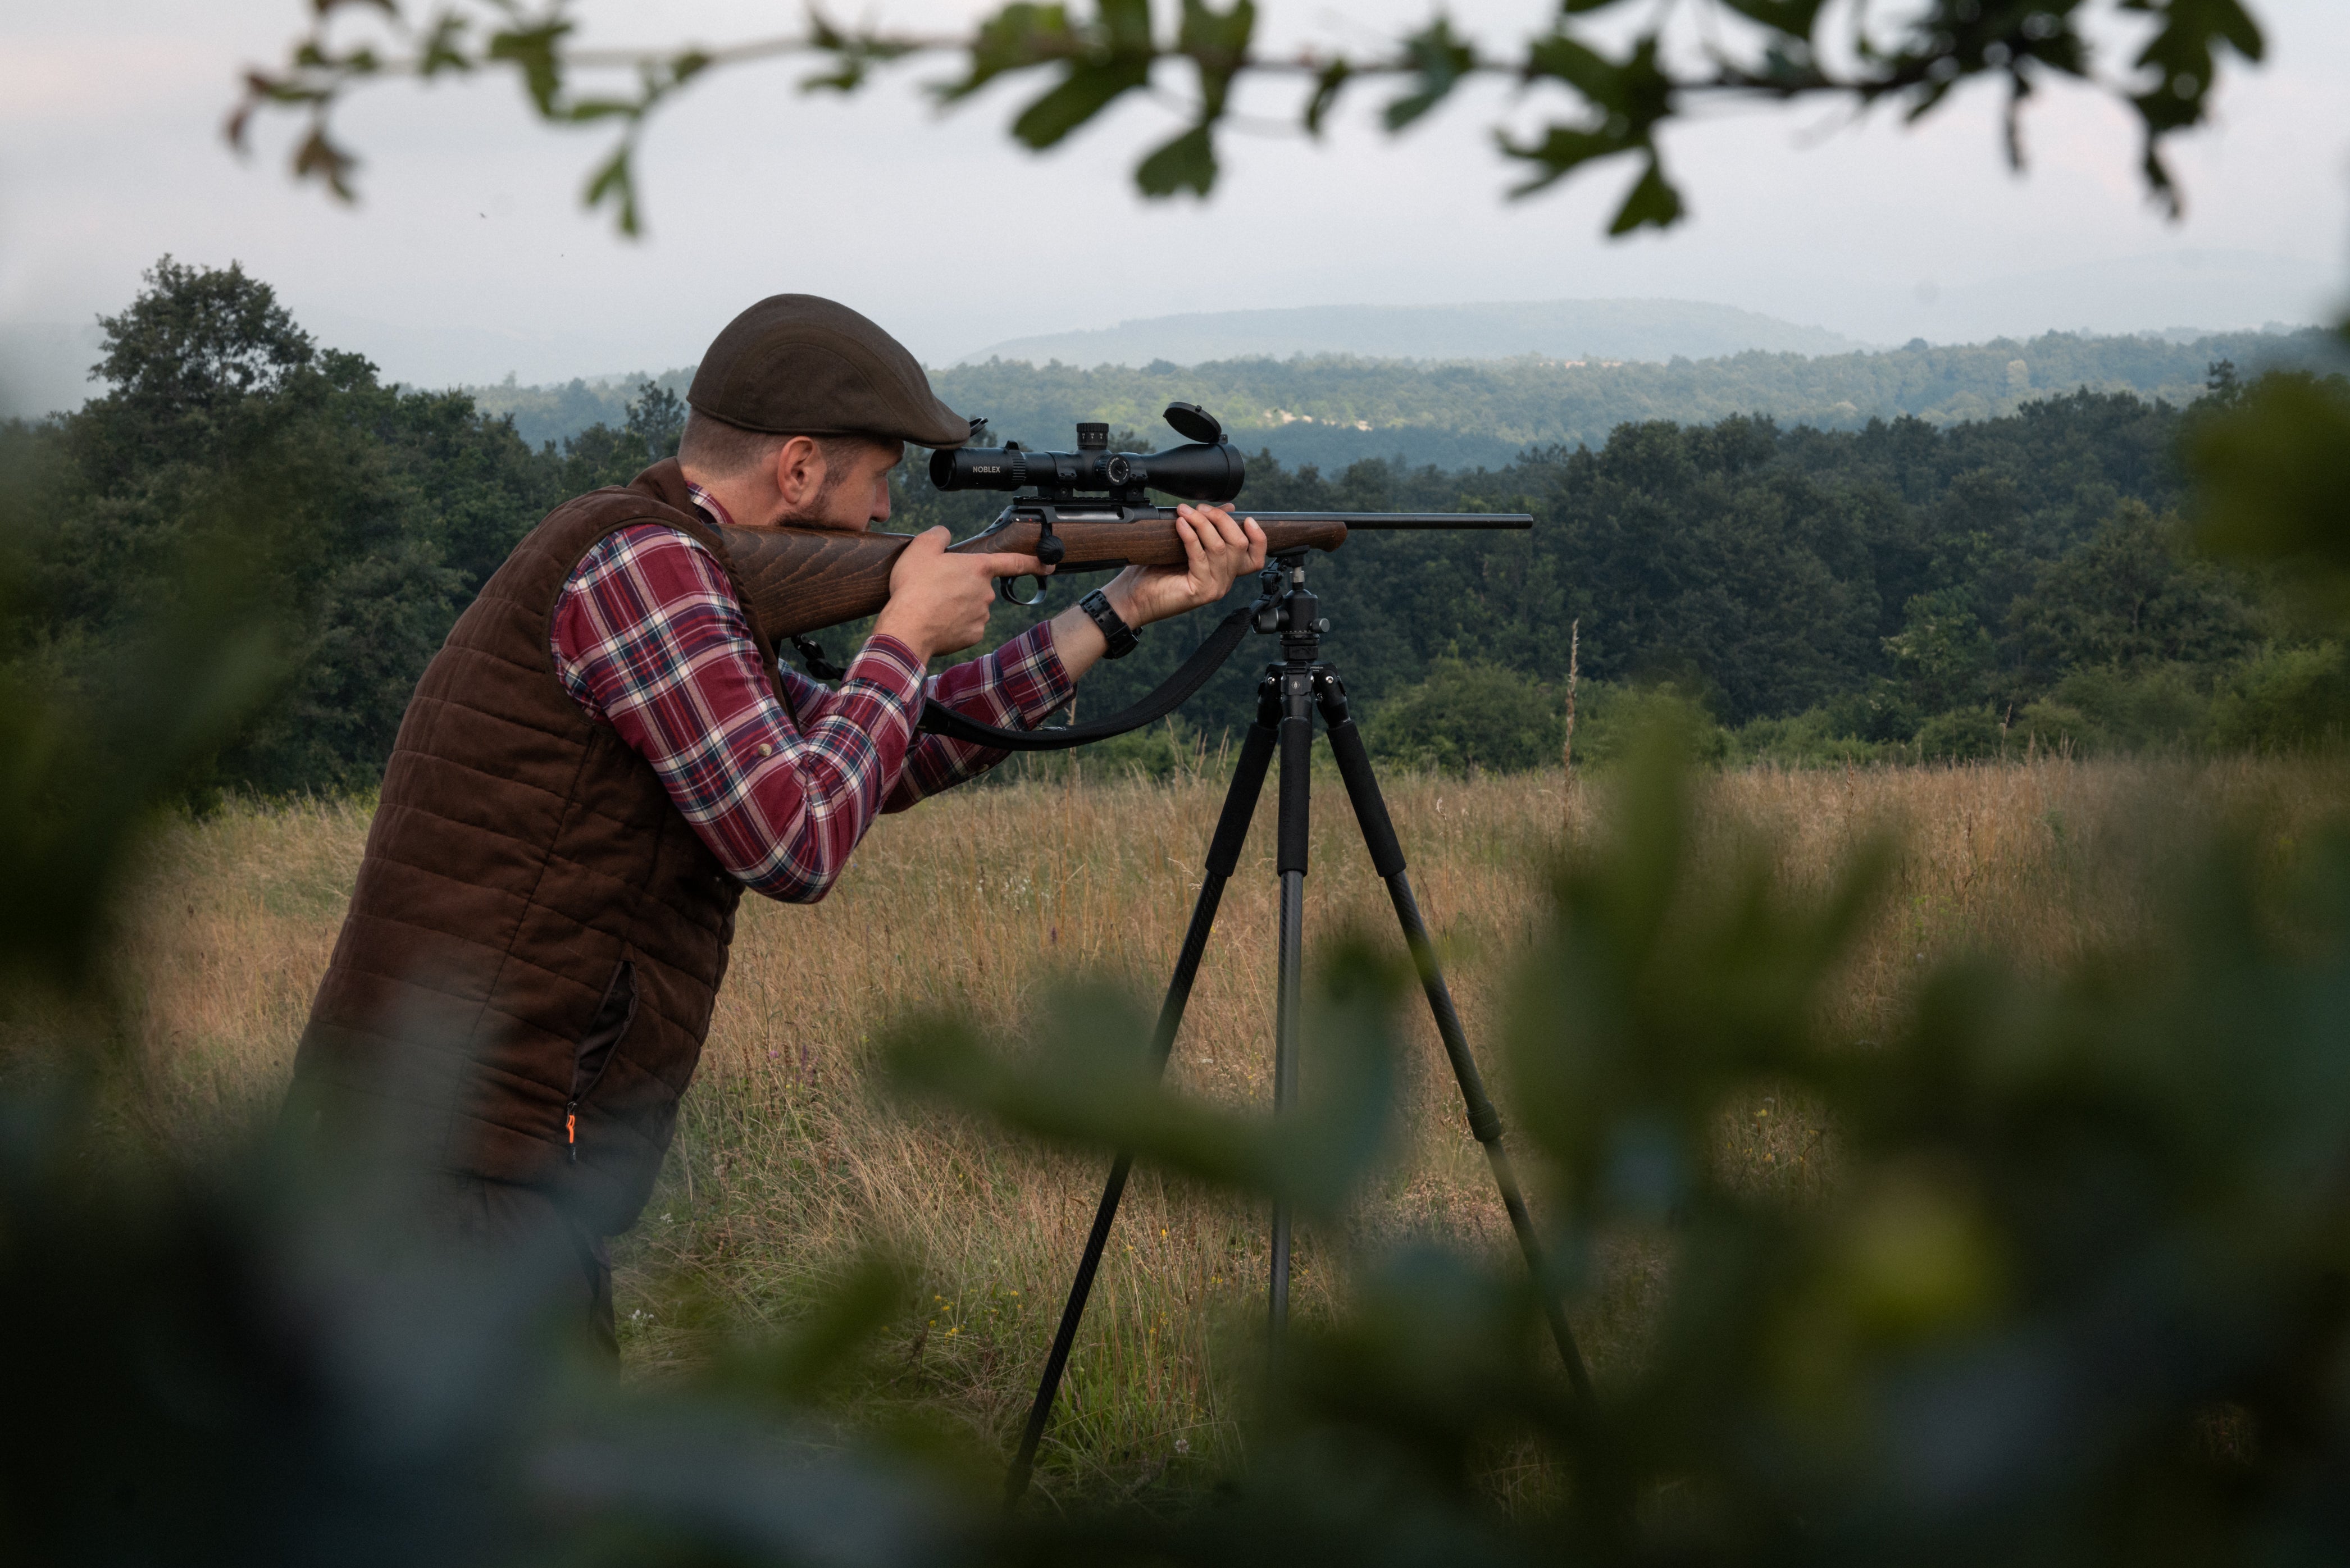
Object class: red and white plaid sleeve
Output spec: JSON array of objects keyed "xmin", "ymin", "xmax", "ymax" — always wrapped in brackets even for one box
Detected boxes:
[
  {"xmin": 774, "ymin": 629, "xmax": 1072, "ymax": 812},
  {"xmin": 550, "ymin": 523, "xmax": 1069, "ymax": 903}
]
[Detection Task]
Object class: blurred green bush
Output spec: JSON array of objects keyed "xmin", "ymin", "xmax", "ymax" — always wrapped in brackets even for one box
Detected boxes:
[{"xmin": 1362, "ymin": 658, "xmax": 1567, "ymax": 774}]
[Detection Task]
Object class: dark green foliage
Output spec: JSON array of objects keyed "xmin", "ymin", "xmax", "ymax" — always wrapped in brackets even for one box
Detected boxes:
[
  {"xmin": 2209, "ymin": 643, "xmax": 2350, "ymax": 750},
  {"xmin": 1363, "ymin": 660, "xmax": 1564, "ymax": 773},
  {"xmin": 2189, "ymin": 343, "xmax": 2350, "ymax": 622},
  {"xmin": 625, "ymin": 378, "xmax": 686, "ymax": 461},
  {"xmin": 1017, "ymin": 384, "xmax": 2283, "ymax": 766},
  {"xmin": 1912, "ymin": 701, "xmax": 2009, "ymax": 759},
  {"xmin": 11, "ymin": 259, "xmax": 2338, "ymax": 793},
  {"xmin": 2007, "ymin": 500, "xmax": 2257, "ymax": 683},
  {"xmin": 1248, "ymin": 386, "xmax": 2335, "ymax": 765},
  {"xmin": 1883, "ymin": 589, "xmax": 1996, "ymax": 713},
  {"xmin": 1, "ymin": 261, "xmax": 689, "ymax": 797},
  {"xmin": 89, "ymin": 256, "xmax": 316, "ymax": 426}
]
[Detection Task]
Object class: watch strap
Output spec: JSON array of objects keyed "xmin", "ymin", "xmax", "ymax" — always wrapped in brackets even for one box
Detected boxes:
[{"xmin": 1079, "ymin": 589, "xmax": 1141, "ymax": 659}]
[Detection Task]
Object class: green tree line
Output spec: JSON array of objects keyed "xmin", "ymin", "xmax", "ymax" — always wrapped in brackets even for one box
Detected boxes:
[
  {"xmin": 983, "ymin": 367, "xmax": 2346, "ymax": 773},
  {"xmin": 5, "ymin": 258, "xmax": 2338, "ymax": 799},
  {"xmin": 475, "ymin": 327, "xmax": 2337, "ymax": 473}
]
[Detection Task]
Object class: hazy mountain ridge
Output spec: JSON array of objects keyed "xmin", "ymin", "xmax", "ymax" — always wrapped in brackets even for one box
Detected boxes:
[
  {"xmin": 463, "ymin": 327, "xmax": 2340, "ymax": 470},
  {"xmin": 957, "ymin": 298, "xmax": 1869, "ymax": 367}
]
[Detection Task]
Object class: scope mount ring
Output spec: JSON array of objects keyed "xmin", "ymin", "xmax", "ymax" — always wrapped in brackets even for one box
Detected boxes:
[{"xmin": 997, "ymin": 573, "xmax": 1052, "ymax": 608}]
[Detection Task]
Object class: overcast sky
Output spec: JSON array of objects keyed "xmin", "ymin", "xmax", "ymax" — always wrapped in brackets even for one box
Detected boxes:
[{"xmin": 3, "ymin": 0, "xmax": 2345, "ymax": 416}]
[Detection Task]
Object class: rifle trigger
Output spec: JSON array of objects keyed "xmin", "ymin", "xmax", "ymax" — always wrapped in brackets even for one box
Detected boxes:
[
  {"xmin": 791, "ymin": 636, "xmax": 847, "ymax": 681},
  {"xmin": 999, "ymin": 574, "xmax": 1051, "ymax": 608}
]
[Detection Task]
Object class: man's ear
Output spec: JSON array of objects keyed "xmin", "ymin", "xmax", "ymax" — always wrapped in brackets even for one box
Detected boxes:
[{"xmin": 771, "ymin": 435, "xmax": 827, "ymax": 510}]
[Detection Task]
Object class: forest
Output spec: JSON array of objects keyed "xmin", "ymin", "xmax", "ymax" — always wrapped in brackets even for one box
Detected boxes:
[
  {"xmin": 472, "ymin": 325, "xmax": 2341, "ymax": 471},
  {"xmin": 3, "ymin": 257, "xmax": 2340, "ymax": 800}
]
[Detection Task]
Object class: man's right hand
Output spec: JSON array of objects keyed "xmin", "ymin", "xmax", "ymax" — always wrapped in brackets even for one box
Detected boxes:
[{"xmin": 872, "ymin": 527, "xmax": 1047, "ymax": 664}]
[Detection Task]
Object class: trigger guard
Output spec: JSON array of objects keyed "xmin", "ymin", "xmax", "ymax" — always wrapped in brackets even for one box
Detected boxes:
[{"xmin": 998, "ymin": 574, "xmax": 1050, "ymax": 608}]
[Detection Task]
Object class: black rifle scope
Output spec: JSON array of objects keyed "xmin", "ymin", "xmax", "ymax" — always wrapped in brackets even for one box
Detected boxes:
[{"xmin": 928, "ymin": 401, "xmax": 1246, "ymax": 505}]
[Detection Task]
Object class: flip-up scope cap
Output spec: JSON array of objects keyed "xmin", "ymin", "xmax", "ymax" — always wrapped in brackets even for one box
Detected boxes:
[{"xmin": 687, "ymin": 294, "xmax": 971, "ymax": 448}]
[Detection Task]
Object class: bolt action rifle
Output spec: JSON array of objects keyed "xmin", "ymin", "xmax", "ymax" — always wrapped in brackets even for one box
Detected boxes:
[{"xmin": 714, "ymin": 402, "xmax": 1530, "ymax": 748}]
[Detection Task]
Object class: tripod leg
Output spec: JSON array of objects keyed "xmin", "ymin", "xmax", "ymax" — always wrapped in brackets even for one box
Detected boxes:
[
  {"xmin": 1269, "ymin": 666, "xmax": 1314, "ymax": 1341},
  {"xmin": 1316, "ymin": 675, "xmax": 1596, "ymax": 1407},
  {"xmin": 1004, "ymin": 703, "xmax": 1281, "ymax": 1506}
]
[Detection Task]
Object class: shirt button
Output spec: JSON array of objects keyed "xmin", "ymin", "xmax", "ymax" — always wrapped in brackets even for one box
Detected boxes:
[{"xmin": 755, "ymin": 743, "xmax": 774, "ymax": 759}]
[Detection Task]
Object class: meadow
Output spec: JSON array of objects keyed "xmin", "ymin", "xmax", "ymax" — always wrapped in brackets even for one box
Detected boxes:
[{"xmin": 121, "ymin": 754, "xmax": 2344, "ymax": 1502}]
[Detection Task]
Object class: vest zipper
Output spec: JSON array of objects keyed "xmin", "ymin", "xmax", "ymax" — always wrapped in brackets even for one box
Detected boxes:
[{"xmin": 567, "ymin": 958, "xmax": 639, "ymax": 1169}]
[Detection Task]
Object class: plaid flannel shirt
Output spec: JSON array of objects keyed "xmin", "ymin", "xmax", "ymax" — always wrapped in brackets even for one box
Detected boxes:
[{"xmin": 549, "ymin": 493, "xmax": 1070, "ymax": 903}]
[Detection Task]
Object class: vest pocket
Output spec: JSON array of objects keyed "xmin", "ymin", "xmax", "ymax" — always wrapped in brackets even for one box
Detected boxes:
[{"xmin": 567, "ymin": 959, "xmax": 637, "ymax": 1163}]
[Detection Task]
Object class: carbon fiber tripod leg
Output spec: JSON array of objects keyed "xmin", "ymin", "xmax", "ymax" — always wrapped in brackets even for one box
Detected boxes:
[
  {"xmin": 1315, "ymin": 671, "xmax": 1596, "ymax": 1406},
  {"xmin": 1003, "ymin": 695, "xmax": 1282, "ymax": 1506},
  {"xmin": 1268, "ymin": 663, "xmax": 1314, "ymax": 1341}
]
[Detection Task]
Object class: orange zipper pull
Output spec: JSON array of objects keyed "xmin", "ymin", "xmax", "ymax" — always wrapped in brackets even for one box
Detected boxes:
[{"xmin": 566, "ymin": 1106, "xmax": 578, "ymax": 1164}]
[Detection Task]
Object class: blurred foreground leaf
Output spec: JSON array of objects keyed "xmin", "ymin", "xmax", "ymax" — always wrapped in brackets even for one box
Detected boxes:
[
  {"xmin": 237, "ymin": 0, "xmax": 2263, "ymax": 236},
  {"xmin": 2189, "ymin": 343, "xmax": 2350, "ymax": 618}
]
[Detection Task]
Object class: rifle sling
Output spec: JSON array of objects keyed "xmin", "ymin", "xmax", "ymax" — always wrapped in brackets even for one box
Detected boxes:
[{"xmin": 914, "ymin": 596, "xmax": 1264, "ymax": 753}]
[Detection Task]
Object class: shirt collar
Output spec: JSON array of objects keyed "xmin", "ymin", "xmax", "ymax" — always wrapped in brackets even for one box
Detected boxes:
[{"xmin": 683, "ymin": 481, "xmax": 737, "ymax": 531}]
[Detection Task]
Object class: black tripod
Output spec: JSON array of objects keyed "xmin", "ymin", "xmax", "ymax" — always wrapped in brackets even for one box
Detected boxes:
[{"xmin": 1003, "ymin": 553, "xmax": 1594, "ymax": 1503}]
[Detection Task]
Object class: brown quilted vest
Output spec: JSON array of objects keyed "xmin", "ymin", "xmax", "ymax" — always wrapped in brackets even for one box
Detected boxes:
[{"xmin": 290, "ymin": 459, "xmax": 778, "ymax": 1234}]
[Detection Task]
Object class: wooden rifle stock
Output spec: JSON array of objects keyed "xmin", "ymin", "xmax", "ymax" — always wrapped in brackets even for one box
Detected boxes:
[{"xmin": 716, "ymin": 507, "xmax": 1531, "ymax": 642}]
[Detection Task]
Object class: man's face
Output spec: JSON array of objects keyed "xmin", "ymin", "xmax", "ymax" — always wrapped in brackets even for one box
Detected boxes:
[{"xmin": 794, "ymin": 438, "xmax": 905, "ymax": 532}]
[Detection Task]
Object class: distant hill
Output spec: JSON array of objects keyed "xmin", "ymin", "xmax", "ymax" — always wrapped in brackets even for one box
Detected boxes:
[
  {"xmin": 959, "ymin": 299, "xmax": 1866, "ymax": 367},
  {"xmin": 461, "ymin": 327, "xmax": 2341, "ymax": 471},
  {"xmin": 936, "ymin": 330, "xmax": 2345, "ymax": 470}
]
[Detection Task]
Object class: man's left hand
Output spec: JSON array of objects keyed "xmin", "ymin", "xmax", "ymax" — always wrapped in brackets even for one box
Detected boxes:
[{"xmin": 1108, "ymin": 504, "xmax": 1269, "ymax": 627}]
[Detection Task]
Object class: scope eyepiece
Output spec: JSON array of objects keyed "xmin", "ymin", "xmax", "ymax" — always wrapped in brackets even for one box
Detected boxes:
[{"xmin": 928, "ymin": 403, "xmax": 1246, "ymax": 504}]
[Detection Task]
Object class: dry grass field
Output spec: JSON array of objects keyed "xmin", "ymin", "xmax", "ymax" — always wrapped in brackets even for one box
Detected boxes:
[{"xmin": 119, "ymin": 754, "xmax": 2347, "ymax": 1500}]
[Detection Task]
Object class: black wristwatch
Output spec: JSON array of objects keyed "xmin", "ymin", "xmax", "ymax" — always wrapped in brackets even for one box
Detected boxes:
[{"xmin": 1079, "ymin": 589, "xmax": 1141, "ymax": 659}]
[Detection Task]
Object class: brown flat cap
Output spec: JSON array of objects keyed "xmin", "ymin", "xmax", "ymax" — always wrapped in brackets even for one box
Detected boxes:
[{"xmin": 687, "ymin": 294, "xmax": 969, "ymax": 448}]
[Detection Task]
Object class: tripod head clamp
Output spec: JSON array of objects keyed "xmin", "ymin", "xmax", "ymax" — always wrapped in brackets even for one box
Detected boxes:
[{"xmin": 1253, "ymin": 552, "xmax": 1332, "ymax": 660}]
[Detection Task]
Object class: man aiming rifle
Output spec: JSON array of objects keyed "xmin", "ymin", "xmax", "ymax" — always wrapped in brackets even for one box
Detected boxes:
[{"xmin": 284, "ymin": 295, "xmax": 1266, "ymax": 1350}]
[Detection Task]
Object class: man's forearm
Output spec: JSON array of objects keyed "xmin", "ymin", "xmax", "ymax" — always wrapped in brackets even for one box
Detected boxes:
[
  {"xmin": 1044, "ymin": 577, "xmax": 1138, "ymax": 683},
  {"xmin": 1044, "ymin": 508, "xmax": 1265, "ymax": 680},
  {"xmin": 882, "ymin": 622, "xmax": 1073, "ymax": 811}
]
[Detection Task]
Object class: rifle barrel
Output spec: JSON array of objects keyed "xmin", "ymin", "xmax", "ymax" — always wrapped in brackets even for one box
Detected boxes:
[{"xmin": 1247, "ymin": 511, "xmax": 1532, "ymax": 530}]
